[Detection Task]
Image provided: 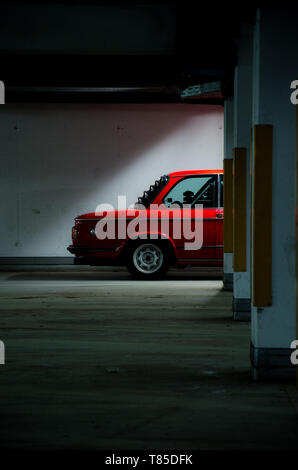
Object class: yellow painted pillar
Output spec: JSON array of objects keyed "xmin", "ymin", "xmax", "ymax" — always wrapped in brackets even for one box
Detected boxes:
[
  {"xmin": 233, "ymin": 148, "xmax": 247, "ymax": 272},
  {"xmin": 252, "ymin": 125, "xmax": 273, "ymax": 307},
  {"xmin": 223, "ymin": 159, "xmax": 233, "ymax": 254}
]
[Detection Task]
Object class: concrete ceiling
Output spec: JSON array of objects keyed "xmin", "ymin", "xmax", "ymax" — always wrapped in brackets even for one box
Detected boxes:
[{"xmin": 0, "ymin": 1, "xmax": 256, "ymax": 103}]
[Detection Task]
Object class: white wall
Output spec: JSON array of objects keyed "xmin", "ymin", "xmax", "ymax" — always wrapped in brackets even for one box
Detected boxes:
[{"xmin": 0, "ymin": 103, "xmax": 223, "ymax": 257}]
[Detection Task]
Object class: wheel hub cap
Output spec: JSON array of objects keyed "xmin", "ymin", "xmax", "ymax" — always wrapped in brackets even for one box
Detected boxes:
[{"xmin": 133, "ymin": 244, "xmax": 163, "ymax": 274}]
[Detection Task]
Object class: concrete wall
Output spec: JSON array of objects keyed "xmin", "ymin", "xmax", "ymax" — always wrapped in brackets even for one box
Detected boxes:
[{"xmin": 0, "ymin": 103, "xmax": 223, "ymax": 258}]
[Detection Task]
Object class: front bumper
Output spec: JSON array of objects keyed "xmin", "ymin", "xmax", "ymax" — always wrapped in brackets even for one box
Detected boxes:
[
  {"xmin": 67, "ymin": 245, "xmax": 123, "ymax": 266},
  {"xmin": 67, "ymin": 245, "xmax": 119, "ymax": 255},
  {"xmin": 68, "ymin": 245, "xmax": 98, "ymax": 255},
  {"xmin": 67, "ymin": 245, "xmax": 121, "ymax": 256}
]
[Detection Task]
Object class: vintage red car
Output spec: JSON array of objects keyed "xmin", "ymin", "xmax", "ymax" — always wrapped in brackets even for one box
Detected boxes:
[{"xmin": 67, "ymin": 169, "xmax": 224, "ymax": 278}]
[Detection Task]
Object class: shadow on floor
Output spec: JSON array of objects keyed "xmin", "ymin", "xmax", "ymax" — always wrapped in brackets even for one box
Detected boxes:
[{"xmin": 3, "ymin": 266, "xmax": 223, "ymax": 282}]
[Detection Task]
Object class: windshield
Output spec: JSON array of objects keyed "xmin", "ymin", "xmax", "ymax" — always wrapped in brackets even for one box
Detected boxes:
[{"xmin": 135, "ymin": 174, "xmax": 169, "ymax": 208}]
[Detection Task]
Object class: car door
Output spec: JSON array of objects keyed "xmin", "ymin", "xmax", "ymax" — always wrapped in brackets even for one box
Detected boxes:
[{"xmin": 162, "ymin": 175, "xmax": 218, "ymax": 262}]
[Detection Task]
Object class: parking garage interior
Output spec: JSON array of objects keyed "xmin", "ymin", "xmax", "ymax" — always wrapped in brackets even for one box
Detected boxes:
[{"xmin": 0, "ymin": 3, "xmax": 298, "ymax": 453}]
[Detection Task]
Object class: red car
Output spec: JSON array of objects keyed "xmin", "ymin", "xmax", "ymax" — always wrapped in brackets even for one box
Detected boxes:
[{"xmin": 67, "ymin": 170, "xmax": 224, "ymax": 278}]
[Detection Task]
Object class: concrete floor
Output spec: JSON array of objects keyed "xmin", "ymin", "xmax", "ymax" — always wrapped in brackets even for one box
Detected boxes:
[{"xmin": 0, "ymin": 266, "xmax": 297, "ymax": 450}]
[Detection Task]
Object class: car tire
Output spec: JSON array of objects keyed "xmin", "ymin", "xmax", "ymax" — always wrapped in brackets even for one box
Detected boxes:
[{"xmin": 126, "ymin": 241, "xmax": 170, "ymax": 279}]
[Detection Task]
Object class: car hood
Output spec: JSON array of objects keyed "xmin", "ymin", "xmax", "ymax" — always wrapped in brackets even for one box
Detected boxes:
[
  {"xmin": 75, "ymin": 210, "xmax": 146, "ymax": 220},
  {"xmin": 75, "ymin": 206, "xmax": 200, "ymax": 221}
]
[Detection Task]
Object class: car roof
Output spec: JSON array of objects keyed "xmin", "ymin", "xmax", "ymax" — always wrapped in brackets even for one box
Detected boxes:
[{"xmin": 169, "ymin": 169, "xmax": 223, "ymax": 177}]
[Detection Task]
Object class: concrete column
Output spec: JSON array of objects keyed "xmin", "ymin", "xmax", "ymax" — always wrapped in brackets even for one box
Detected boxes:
[
  {"xmin": 232, "ymin": 25, "xmax": 253, "ymax": 321},
  {"xmin": 251, "ymin": 8, "xmax": 297, "ymax": 380},
  {"xmin": 223, "ymin": 97, "xmax": 234, "ymax": 291},
  {"xmin": 296, "ymin": 104, "xmax": 298, "ymax": 387}
]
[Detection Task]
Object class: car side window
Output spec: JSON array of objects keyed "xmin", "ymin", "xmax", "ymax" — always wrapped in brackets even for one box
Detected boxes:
[{"xmin": 163, "ymin": 175, "xmax": 218, "ymax": 208}]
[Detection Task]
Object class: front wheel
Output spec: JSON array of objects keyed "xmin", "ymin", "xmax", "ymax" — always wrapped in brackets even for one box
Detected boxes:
[{"xmin": 127, "ymin": 242, "xmax": 170, "ymax": 279}]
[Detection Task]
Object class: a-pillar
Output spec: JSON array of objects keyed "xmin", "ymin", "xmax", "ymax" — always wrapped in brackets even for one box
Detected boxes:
[
  {"xmin": 232, "ymin": 24, "xmax": 253, "ymax": 321},
  {"xmin": 251, "ymin": 8, "xmax": 296, "ymax": 380}
]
